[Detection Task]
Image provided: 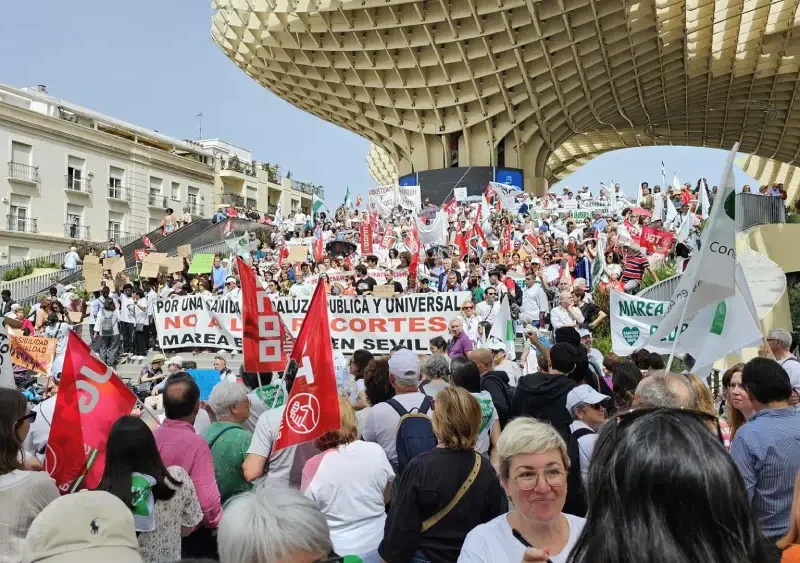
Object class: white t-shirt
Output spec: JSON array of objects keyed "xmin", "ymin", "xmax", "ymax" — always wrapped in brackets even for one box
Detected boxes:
[
  {"xmin": 475, "ymin": 301, "xmax": 500, "ymax": 325},
  {"xmin": 22, "ymin": 396, "xmax": 57, "ymax": 459},
  {"xmin": 301, "ymin": 441, "xmax": 394, "ymax": 557},
  {"xmin": 247, "ymin": 405, "xmax": 318, "ymax": 488},
  {"xmin": 779, "ymin": 357, "xmax": 800, "ymax": 395},
  {"xmin": 459, "ymin": 512, "xmax": 586, "ymax": 563},
  {"xmin": 569, "ymin": 420, "xmax": 597, "ymax": 487},
  {"xmin": 472, "ymin": 391, "xmax": 498, "ymax": 456},
  {"xmin": 361, "ymin": 391, "xmax": 428, "ymax": 465}
]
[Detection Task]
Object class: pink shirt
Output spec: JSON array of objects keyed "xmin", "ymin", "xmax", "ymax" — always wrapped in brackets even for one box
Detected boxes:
[{"xmin": 154, "ymin": 419, "xmax": 222, "ymax": 528}]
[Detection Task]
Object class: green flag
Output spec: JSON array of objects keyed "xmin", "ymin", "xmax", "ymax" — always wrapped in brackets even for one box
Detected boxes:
[
  {"xmin": 312, "ymin": 193, "xmax": 324, "ymax": 213},
  {"xmin": 344, "ymin": 186, "xmax": 353, "ymax": 209}
]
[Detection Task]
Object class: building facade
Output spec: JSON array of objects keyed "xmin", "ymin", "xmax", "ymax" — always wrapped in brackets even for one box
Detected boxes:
[{"xmin": 0, "ymin": 83, "xmax": 215, "ymax": 263}]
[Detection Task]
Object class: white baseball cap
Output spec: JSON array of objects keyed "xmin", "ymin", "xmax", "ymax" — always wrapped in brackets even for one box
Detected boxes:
[
  {"xmin": 577, "ymin": 328, "xmax": 592, "ymax": 338},
  {"xmin": 566, "ymin": 384, "xmax": 610, "ymax": 412},
  {"xmin": 487, "ymin": 338, "xmax": 507, "ymax": 352},
  {"xmin": 225, "ymin": 276, "xmax": 237, "ymax": 284},
  {"xmin": 22, "ymin": 491, "xmax": 142, "ymax": 563},
  {"xmin": 388, "ymin": 348, "xmax": 421, "ymax": 384}
]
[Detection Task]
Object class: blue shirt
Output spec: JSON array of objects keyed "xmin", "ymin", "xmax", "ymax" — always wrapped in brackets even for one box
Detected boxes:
[
  {"xmin": 212, "ymin": 266, "xmax": 228, "ymax": 290},
  {"xmin": 591, "ymin": 218, "xmax": 607, "ymax": 232},
  {"xmin": 730, "ymin": 407, "xmax": 800, "ymax": 539}
]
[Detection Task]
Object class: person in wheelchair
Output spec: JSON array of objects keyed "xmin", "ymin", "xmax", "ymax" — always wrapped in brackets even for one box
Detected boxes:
[{"xmin": 129, "ymin": 353, "xmax": 167, "ymax": 401}]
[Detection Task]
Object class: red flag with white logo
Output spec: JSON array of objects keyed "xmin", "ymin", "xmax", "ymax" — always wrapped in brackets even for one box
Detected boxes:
[
  {"xmin": 360, "ymin": 221, "xmax": 373, "ymax": 255},
  {"xmin": 46, "ymin": 333, "xmax": 136, "ymax": 493},
  {"xmin": 237, "ymin": 257, "xmax": 293, "ymax": 373},
  {"xmin": 355, "ymin": 194, "xmax": 363, "ymax": 209},
  {"xmin": 133, "ymin": 248, "xmax": 148, "ymax": 262},
  {"xmin": 223, "ymin": 220, "xmax": 234, "ymax": 237},
  {"xmin": 273, "ymin": 281, "xmax": 340, "ymax": 453},
  {"xmin": 141, "ymin": 235, "xmax": 157, "ymax": 251},
  {"xmin": 500, "ymin": 224, "xmax": 512, "ymax": 254}
]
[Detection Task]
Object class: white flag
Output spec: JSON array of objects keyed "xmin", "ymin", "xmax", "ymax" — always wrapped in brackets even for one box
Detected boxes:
[
  {"xmin": 652, "ymin": 193, "xmax": 665, "ymax": 223},
  {"xmin": 636, "ymin": 183, "xmax": 644, "ymax": 206},
  {"xmin": 699, "ymin": 179, "xmax": 711, "ymax": 220},
  {"xmin": 416, "ymin": 211, "xmax": 447, "ymax": 245},
  {"xmin": 645, "ymin": 143, "xmax": 739, "ymax": 345},
  {"xmin": 666, "ymin": 195, "xmax": 678, "ymax": 223},
  {"xmin": 676, "ymin": 212, "xmax": 693, "ymax": 243},
  {"xmin": 489, "ymin": 294, "xmax": 515, "ymax": 358},
  {"xmin": 661, "ymin": 161, "xmax": 667, "ymax": 188},
  {"xmin": 274, "ymin": 201, "xmax": 283, "ymax": 223},
  {"xmin": 672, "ymin": 173, "xmax": 681, "ymax": 191}
]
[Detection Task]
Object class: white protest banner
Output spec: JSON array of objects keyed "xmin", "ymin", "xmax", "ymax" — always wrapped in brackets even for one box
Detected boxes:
[
  {"xmin": 416, "ymin": 211, "xmax": 447, "ymax": 246},
  {"xmin": 306, "ymin": 268, "xmax": 409, "ymax": 289},
  {"xmin": 397, "ymin": 185, "xmax": 422, "ymax": 210},
  {"xmin": 454, "ymin": 187, "xmax": 468, "ymax": 201},
  {"xmin": 154, "ymin": 292, "xmax": 469, "ymax": 354},
  {"xmin": 490, "ymin": 182, "xmax": 520, "ymax": 210},
  {"xmin": 368, "ymin": 185, "xmax": 397, "ymax": 217},
  {"xmin": 610, "ymin": 291, "xmax": 677, "ymax": 355},
  {"xmin": 0, "ymin": 323, "xmax": 12, "ymax": 388}
]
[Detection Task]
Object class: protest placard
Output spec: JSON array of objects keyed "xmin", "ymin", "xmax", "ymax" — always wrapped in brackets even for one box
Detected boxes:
[
  {"xmin": 103, "ymin": 256, "xmax": 126, "ymax": 278},
  {"xmin": 176, "ymin": 245, "xmax": 192, "ymax": 259},
  {"xmin": 187, "ymin": 253, "xmax": 215, "ymax": 274},
  {"xmin": 82, "ymin": 260, "xmax": 103, "ymax": 292},
  {"xmin": 67, "ymin": 311, "xmax": 83, "ymax": 324},
  {"xmin": 139, "ymin": 261, "xmax": 161, "ymax": 279},
  {"xmin": 373, "ymin": 284, "xmax": 395, "ymax": 298},
  {"xmin": 10, "ymin": 336, "xmax": 56, "ymax": 375},
  {"xmin": 142, "ymin": 252, "xmax": 168, "ymax": 264},
  {"xmin": 188, "ymin": 369, "xmax": 221, "ymax": 401},
  {"xmin": 287, "ymin": 245, "xmax": 308, "ymax": 263},
  {"xmin": 166, "ymin": 256, "xmax": 184, "ymax": 274}
]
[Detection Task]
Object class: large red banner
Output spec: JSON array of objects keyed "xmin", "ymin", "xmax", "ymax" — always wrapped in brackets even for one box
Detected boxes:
[
  {"xmin": 624, "ymin": 219, "xmax": 642, "ymax": 245},
  {"xmin": 273, "ymin": 281, "xmax": 340, "ymax": 453},
  {"xmin": 45, "ymin": 333, "xmax": 136, "ymax": 493},
  {"xmin": 640, "ymin": 226, "xmax": 675, "ymax": 255},
  {"xmin": 238, "ymin": 257, "xmax": 292, "ymax": 373},
  {"xmin": 360, "ymin": 221, "xmax": 373, "ymax": 255}
]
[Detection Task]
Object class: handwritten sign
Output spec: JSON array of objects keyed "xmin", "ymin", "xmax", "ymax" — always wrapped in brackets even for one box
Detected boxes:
[
  {"xmin": 139, "ymin": 261, "xmax": 161, "ymax": 279},
  {"xmin": 177, "ymin": 245, "xmax": 192, "ymax": 259},
  {"xmin": 167, "ymin": 256, "xmax": 185, "ymax": 274},
  {"xmin": 187, "ymin": 254, "xmax": 215, "ymax": 275},
  {"xmin": 287, "ymin": 245, "xmax": 308, "ymax": 263},
  {"xmin": 10, "ymin": 336, "xmax": 57, "ymax": 376},
  {"xmin": 373, "ymin": 284, "xmax": 396, "ymax": 298}
]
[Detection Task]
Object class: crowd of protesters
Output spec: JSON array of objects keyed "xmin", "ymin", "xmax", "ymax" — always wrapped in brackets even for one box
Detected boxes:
[{"xmin": 2, "ymin": 178, "xmax": 800, "ymax": 563}]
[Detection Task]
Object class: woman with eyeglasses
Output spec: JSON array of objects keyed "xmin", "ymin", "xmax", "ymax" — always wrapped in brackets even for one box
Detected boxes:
[
  {"xmin": 0, "ymin": 388, "xmax": 59, "ymax": 562},
  {"xmin": 459, "ymin": 417, "xmax": 584, "ymax": 563},
  {"xmin": 566, "ymin": 407, "xmax": 769, "ymax": 563}
]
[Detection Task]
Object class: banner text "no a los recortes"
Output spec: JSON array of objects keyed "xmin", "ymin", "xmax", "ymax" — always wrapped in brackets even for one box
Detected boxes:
[{"xmin": 273, "ymin": 292, "xmax": 470, "ymax": 353}]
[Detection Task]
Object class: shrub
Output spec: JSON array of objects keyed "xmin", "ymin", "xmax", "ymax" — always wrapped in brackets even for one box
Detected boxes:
[
  {"xmin": 788, "ymin": 281, "xmax": 800, "ymax": 335},
  {"xmin": 641, "ymin": 261, "xmax": 677, "ymax": 291}
]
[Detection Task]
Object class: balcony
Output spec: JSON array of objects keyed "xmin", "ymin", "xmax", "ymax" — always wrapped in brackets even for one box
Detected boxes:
[
  {"xmin": 260, "ymin": 162, "xmax": 282, "ymax": 183},
  {"xmin": 6, "ymin": 215, "xmax": 37, "ymax": 233},
  {"xmin": 187, "ymin": 203, "xmax": 205, "ymax": 216},
  {"xmin": 221, "ymin": 193, "xmax": 245, "ymax": 207},
  {"xmin": 220, "ymin": 157, "xmax": 257, "ymax": 178},
  {"xmin": 246, "ymin": 197, "xmax": 257, "ymax": 210},
  {"xmin": 267, "ymin": 203, "xmax": 278, "ymax": 215},
  {"xmin": 148, "ymin": 193, "xmax": 168, "ymax": 209},
  {"xmin": 107, "ymin": 229, "xmax": 129, "ymax": 241},
  {"xmin": 65, "ymin": 175, "xmax": 92, "ymax": 195},
  {"xmin": 64, "ymin": 223, "xmax": 90, "ymax": 240},
  {"xmin": 107, "ymin": 184, "xmax": 131, "ymax": 203},
  {"xmin": 7, "ymin": 162, "xmax": 39, "ymax": 185}
]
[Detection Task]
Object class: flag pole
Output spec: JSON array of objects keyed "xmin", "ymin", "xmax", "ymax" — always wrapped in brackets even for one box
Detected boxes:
[{"xmin": 664, "ymin": 295, "xmax": 692, "ymax": 374}]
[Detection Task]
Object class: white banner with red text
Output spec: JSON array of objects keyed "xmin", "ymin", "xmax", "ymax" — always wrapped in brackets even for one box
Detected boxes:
[{"xmin": 153, "ymin": 292, "xmax": 470, "ymax": 353}]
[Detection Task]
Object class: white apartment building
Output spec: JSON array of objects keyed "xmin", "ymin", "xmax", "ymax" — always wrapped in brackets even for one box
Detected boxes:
[{"xmin": 0, "ymin": 83, "xmax": 215, "ymax": 263}]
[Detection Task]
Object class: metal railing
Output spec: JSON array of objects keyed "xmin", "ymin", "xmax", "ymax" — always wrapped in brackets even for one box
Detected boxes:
[
  {"xmin": 192, "ymin": 240, "xmax": 232, "ymax": 256},
  {"xmin": 64, "ymin": 224, "xmax": 90, "ymax": 240},
  {"xmin": 221, "ymin": 157, "xmax": 257, "ymax": 177},
  {"xmin": 187, "ymin": 203, "xmax": 205, "ymax": 216},
  {"xmin": 637, "ymin": 273, "xmax": 683, "ymax": 302},
  {"xmin": 148, "ymin": 194, "xmax": 168, "ymax": 208},
  {"xmin": 107, "ymin": 184, "xmax": 131, "ymax": 201},
  {"xmin": 246, "ymin": 197, "xmax": 257, "ymax": 210},
  {"xmin": 64, "ymin": 175, "xmax": 92, "ymax": 194},
  {"xmin": 0, "ymin": 250, "xmax": 71, "ymax": 278},
  {"xmin": 7, "ymin": 162, "xmax": 39, "ymax": 183},
  {"xmin": 2, "ymin": 269, "xmax": 75, "ymax": 306},
  {"xmin": 267, "ymin": 203, "xmax": 278, "ymax": 215},
  {"xmin": 107, "ymin": 229, "xmax": 128, "ymax": 242},
  {"xmin": 221, "ymin": 193, "xmax": 245, "ymax": 207},
  {"xmin": 6, "ymin": 215, "xmax": 37, "ymax": 233},
  {"xmin": 735, "ymin": 193, "xmax": 786, "ymax": 232},
  {"xmin": 116, "ymin": 232, "xmax": 141, "ymax": 247}
]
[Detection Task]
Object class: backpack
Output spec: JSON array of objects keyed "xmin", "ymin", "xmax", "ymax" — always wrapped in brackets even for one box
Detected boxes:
[
  {"xmin": 512, "ymin": 281, "xmax": 524, "ymax": 307},
  {"xmin": 563, "ymin": 427, "xmax": 594, "ymax": 517},
  {"xmin": 100, "ymin": 312, "xmax": 115, "ymax": 336},
  {"xmin": 387, "ymin": 396, "xmax": 437, "ymax": 474}
]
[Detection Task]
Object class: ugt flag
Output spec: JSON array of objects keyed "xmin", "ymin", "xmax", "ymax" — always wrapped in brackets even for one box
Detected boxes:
[
  {"xmin": 273, "ymin": 280, "xmax": 340, "ymax": 453},
  {"xmin": 46, "ymin": 333, "xmax": 136, "ymax": 493},
  {"xmin": 237, "ymin": 257, "xmax": 293, "ymax": 373}
]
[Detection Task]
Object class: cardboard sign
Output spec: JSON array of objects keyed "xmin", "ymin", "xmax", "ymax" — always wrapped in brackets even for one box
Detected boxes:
[
  {"xmin": 10, "ymin": 336, "xmax": 57, "ymax": 375},
  {"xmin": 167, "ymin": 256, "xmax": 185, "ymax": 274},
  {"xmin": 177, "ymin": 245, "xmax": 192, "ymax": 259},
  {"xmin": 373, "ymin": 284, "xmax": 396, "ymax": 298},
  {"xmin": 103, "ymin": 256, "xmax": 126, "ymax": 278},
  {"xmin": 67, "ymin": 311, "xmax": 83, "ymax": 324},
  {"xmin": 140, "ymin": 261, "xmax": 161, "ymax": 279},
  {"xmin": 82, "ymin": 260, "xmax": 103, "ymax": 292},
  {"xmin": 187, "ymin": 253, "xmax": 215, "ymax": 275},
  {"xmin": 287, "ymin": 245, "xmax": 308, "ymax": 263},
  {"xmin": 143, "ymin": 252, "xmax": 168, "ymax": 264},
  {"xmin": 83, "ymin": 254, "xmax": 100, "ymax": 265}
]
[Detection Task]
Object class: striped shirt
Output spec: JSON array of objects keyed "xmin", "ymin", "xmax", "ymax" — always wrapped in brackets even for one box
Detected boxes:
[
  {"xmin": 730, "ymin": 407, "xmax": 800, "ymax": 539},
  {"xmin": 621, "ymin": 255, "xmax": 649, "ymax": 282}
]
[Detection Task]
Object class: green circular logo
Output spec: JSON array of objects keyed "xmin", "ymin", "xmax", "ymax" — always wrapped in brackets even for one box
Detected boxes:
[{"xmin": 724, "ymin": 191, "xmax": 736, "ymax": 220}]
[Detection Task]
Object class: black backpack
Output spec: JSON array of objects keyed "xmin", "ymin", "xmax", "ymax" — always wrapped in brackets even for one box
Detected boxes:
[
  {"xmin": 563, "ymin": 427, "xmax": 594, "ymax": 517},
  {"xmin": 512, "ymin": 281, "xmax": 524, "ymax": 307},
  {"xmin": 387, "ymin": 396, "xmax": 437, "ymax": 474}
]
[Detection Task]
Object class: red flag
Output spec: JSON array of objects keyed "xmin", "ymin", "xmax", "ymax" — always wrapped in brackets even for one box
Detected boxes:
[
  {"xmin": 442, "ymin": 197, "xmax": 456, "ymax": 216},
  {"xmin": 500, "ymin": 224, "xmax": 512, "ymax": 254},
  {"xmin": 238, "ymin": 257, "xmax": 293, "ymax": 373},
  {"xmin": 624, "ymin": 219, "xmax": 642, "ymax": 245},
  {"xmin": 277, "ymin": 244, "xmax": 289, "ymax": 267},
  {"xmin": 223, "ymin": 221, "xmax": 234, "ymax": 237},
  {"xmin": 454, "ymin": 231, "xmax": 468, "ymax": 259},
  {"xmin": 226, "ymin": 207, "xmax": 238, "ymax": 218},
  {"xmin": 639, "ymin": 225, "xmax": 675, "ymax": 255},
  {"xmin": 355, "ymin": 194, "xmax": 363, "ymax": 208},
  {"xmin": 409, "ymin": 251, "xmax": 419, "ymax": 281},
  {"xmin": 45, "ymin": 333, "xmax": 136, "ymax": 493},
  {"xmin": 133, "ymin": 248, "xmax": 148, "ymax": 262},
  {"xmin": 141, "ymin": 235, "xmax": 157, "ymax": 251},
  {"xmin": 525, "ymin": 234, "xmax": 538, "ymax": 249},
  {"xmin": 404, "ymin": 224, "xmax": 420, "ymax": 254},
  {"xmin": 273, "ymin": 281, "xmax": 340, "ymax": 453},
  {"xmin": 360, "ymin": 221, "xmax": 373, "ymax": 255},
  {"xmin": 313, "ymin": 237, "xmax": 324, "ymax": 262}
]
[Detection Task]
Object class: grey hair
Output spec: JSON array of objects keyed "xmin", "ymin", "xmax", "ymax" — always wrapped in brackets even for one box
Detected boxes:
[
  {"xmin": 214, "ymin": 355, "xmax": 228, "ymax": 364},
  {"xmin": 423, "ymin": 354, "xmax": 450, "ymax": 382},
  {"xmin": 634, "ymin": 372, "xmax": 696, "ymax": 409},
  {"xmin": 218, "ymin": 485, "xmax": 332, "ymax": 563},
  {"xmin": 569, "ymin": 402, "xmax": 587, "ymax": 420},
  {"xmin": 207, "ymin": 381, "xmax": 249, "ymax": 417},
  {"xmin": 768, "ymin": 328, "xmax": 792, "ymax": 349}
]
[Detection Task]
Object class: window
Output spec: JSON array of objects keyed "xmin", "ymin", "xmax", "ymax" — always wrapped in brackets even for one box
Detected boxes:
[
  {"xmin": 11, "ymin": 141, "xmax": 32, "ymax": 165},
  {"xmin": 67, "ymin": 156, "xmax": 85, "ymax": 190},
  {"xmin": 8, "ymin": 194, "xmax": 30, "ymax": 232},
  {"xmin": 187, "ymin": 187, "xmax": 199, "ymax": 214},
  {"xmin": 66, "ymin": 204, "xmax": 84, "ymax": 238},
  {"xmin": 149, "ymin": 177, "xmax": 163, "ymax": 206},
  {"xmin": 171, "ymin": 181, "xmax": 181, "ymax": 201},
  {"xmin": 109, "ymin": 166, "xmax": 125, "ymax": 198},
  {"xmin": 108, "ymin": 211, "xmax": 124, "ymax": 240}
]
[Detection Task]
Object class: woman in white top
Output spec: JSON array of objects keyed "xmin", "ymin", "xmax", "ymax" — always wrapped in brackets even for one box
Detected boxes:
[
  {"xmin": 459, "ymin": 300, "xmax": 480, "ymax": 344},
  {"xmin": 459, "ymin": 418, "xmax": 585, "ymax": 563},
  {"xmin": 0, "ymin": 388, "xmax": 60, "ymax": 563},
  {"xmin": 301, "ymin": 397, "xmax": 394, "ymax": 563},
  {"xmin": 132, "ymin": 288, "xmax": 150, "ymax": 359},
  {"xmin": 98, "ymin": 415, "xmax": 203, "ymax": 563}
]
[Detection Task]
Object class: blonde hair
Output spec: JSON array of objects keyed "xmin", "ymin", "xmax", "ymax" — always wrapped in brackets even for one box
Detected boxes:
[
  {"xmin": 778, "ymin": 469, "xmax": 800, "ymax": 549},
  {"xmin": 497, "ymin": 417, "xmax": 569, "ymax": 481},
  {"xmin": 686, "ymin": 375, "xmax": 715, "ymax": 415},
  {"xmin": 431, "ymin": 387, "xmax": 481, "ymax": 450},
  {"xmin": 315, "ymin": 397, "xmax": 358, "ymax": 451}
]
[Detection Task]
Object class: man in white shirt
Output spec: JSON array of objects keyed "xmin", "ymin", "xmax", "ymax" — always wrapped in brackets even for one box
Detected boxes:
[
  {"xmin": 766, "ymin": 328, "xmax": 800, "ymax": 400},
  {"xmin": 521, "ymin": 273, "xmax": 549, "ymax": 328},
  {"xmin": 289, "ymin": 271, "xmax": 313, "ymax": 298},
  {"xmin": 475, "ymin": 288, "xmax": 500, "ymax": 325},
  {"xmin": 550, "ymin": 291, "xmax": 585, "ymax": 331},
  {"xmin": 362, "ymin": 349, "xmax": 428, "ymax": 469},
  {"xmin": 118, "ymin": 285, "xmax": 136, "ymax": 356},
  {"xmin": 222, "ymin": 277, "xmax": 241, "ymax": 301},
  {"xmin": 63, "ymin": 246, "xmax": 81, "ymax": 271}
]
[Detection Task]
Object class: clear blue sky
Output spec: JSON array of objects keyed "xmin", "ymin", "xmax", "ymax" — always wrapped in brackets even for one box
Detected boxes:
[{"xmin": 0, "ymin": 1, "xmax": 759, "ymax": 204}]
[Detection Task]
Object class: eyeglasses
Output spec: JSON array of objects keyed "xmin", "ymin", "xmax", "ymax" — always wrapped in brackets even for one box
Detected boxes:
[
  {"xmin": 486, "ymin": 292, "xmax": 496, "ymax": 296},
  {"xmin": 16, "ymin": 411, "xmax": 36, "ymax": 425},
  {"xmin": 462, "ymin": 306, "xmax": 474, "ymax": 310},
  {"xmin": 513, "ymin": 466, "xmax": 567, "ymax": 490},
  {"xmin": 615, "ymin": 406, "xmax": 724, "ymax": 444}
]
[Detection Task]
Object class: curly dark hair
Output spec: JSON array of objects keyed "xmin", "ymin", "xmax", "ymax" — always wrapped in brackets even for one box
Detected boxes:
[{"xmin": 363, "ymin": 356, "xmax": 395, "ymax": 406}]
